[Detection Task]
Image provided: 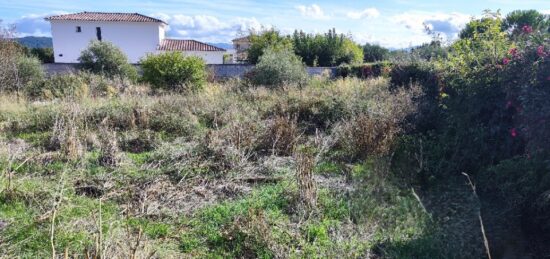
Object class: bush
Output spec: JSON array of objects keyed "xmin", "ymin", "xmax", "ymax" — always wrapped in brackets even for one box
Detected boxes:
[
  {"xmin": 16, "ymin": 55, "xmax": 44, "ymax": 87},
  {"xmin": 140, "ymin": 52, "xmax": 207, "ymax": 92},
  {"xmin": 333, "ymin": 83, "xmax": 420, "ymax": 161},
  {"xmin": 30, "ymin": 48, "xmax": 54, "ymax": 63},
  {"xmin": 335, "ymin": 64, "xmax": 352, "ymax": 78},
  {"xmin": 336, "ymin": 62, "xmax": 392, "ymax": 79},
  {"xmin": 25, "ymin": 73, "xmax": 88, "ymax": 100},
  {"xmin": 389, "ymin": 61, "xmax": 440, "ymax": 132},
  {"xmin": 78, "ymin": 40, "xmax": 138, "ymax": 81},
  {"xmin": 251, "ymin": 47, "xmax": 308, "ymax": 87},
  {"xmin": 0, "ymin": 42, "xmax": 44, "ymax": 93}
]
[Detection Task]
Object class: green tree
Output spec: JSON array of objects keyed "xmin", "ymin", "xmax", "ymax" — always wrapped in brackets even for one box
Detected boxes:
[
  {"xmin": 411, "ymin": 41, "xmax": 448, "ymax": 61},
  {"xmin": 30, "ymin": 47, "xmax": 54, "ymax": 63},
  {"xmin": 140, "ymin": 52, "xmax": 207, "ymax": 92},
  {"xmin": 450, "ymin": 12, "xmax": 510, "ymax": 75},
  {"xmin": 252, "ymin": 46, "xmax": 307, "ymax": 87},
  {"xmin": 502, "ymin": 10, "xmax": 549, "ymax": 35},
  {"xmin": 247, "ymin": 28, "xmax": 293, "ymax": 64},
  {"xmin": 458, "ymin": 10, "xmax": 502, "ymax": 39},
  {"xmin": 362, "ymin": 43, "xmax": 389, "ymax": 62},
  {"xmin": 78, "ymin": 40, "xmax": 137, "ymax": 81},
  {"xmin": 292, "ymin": 29, "xmax": 363, "ymax": 66},
  {"xmin": 339, "ymin": 38, "xmax": 364, "ymax": 65}
]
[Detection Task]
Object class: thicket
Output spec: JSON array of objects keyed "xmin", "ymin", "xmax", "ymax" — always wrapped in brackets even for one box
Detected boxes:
[
  {"xmin": 140, "ymin": 52, "xmax": 207, "ymax": 92},
  {"xmin": 392, "ymin": 11, "xmax": 550, "ymax": 257},
  {"xmin": 250, "ymin": 47, "xmax": 308, "ymax": 87},
  {"xmin": 362, "ymin": 43, "xmax": 389, "ymax": 62},
  {"xmin": 26, "ymin": 47, "xmax": 54, "ymax": 63},
  {"xmin": 291, "ymin": 29, "xmax": 363, "ymax": 66},
  {"xmin": 78, "ymin": 40, "xmax": 138, "ymax": 81},
  {"xmin": 0, "ymin": 24, "xmax": 44, "ymax": 94},
  {"xmin": 247, "ymin": 28, "xmax": 363, "ymax": 66}
]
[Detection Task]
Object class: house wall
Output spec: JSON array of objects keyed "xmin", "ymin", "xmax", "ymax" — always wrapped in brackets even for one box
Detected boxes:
[{"xmin": 50, "ymin": 20, "xmax": 164, "ymax": 63}]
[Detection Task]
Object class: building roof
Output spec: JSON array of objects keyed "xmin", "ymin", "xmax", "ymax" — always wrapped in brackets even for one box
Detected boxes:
[
  {"xmin": 158, "ymin": 39, "xmax": 226, "ymax": 52},
  {"xmin": 232, "ymin": 36, "xmax": 250, "ymax": 42},
  {"xmin": 45, "ymin": 12, "xmax": 167, "ymax": 24}
]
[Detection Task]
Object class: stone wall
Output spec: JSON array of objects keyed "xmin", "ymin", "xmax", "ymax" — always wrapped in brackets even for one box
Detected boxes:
[
  {"xmin": 206, "ymin": 64, "xmax": 254, "ymax": 78},
  {"xmin": 43, "ymin": 63, "xmax": 336, "ymax": 78}
]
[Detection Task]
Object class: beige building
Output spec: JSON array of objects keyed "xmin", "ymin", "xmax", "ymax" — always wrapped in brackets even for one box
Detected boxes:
[{"xmin": 231, "ymin": 36, "xmax": 250, "ymax": 63}]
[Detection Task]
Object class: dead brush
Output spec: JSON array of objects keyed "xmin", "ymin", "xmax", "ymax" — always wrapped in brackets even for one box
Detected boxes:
[
  {"xmin": 50, "ymin": 103, "xmax": 85, "ymax": 161},
  {"xmin": 98, "ymin": 119, "xmax": 122, "ymax": 167},
  {"xmin": 334, "ymin": 113, "xmax": 399, "ymax": 160},
  {"xmin": 262, "ymin": 115, "xmax": 301, "ymax": 156},
  {"xmin": 203, "ymin": 128, "xmax": 253, "ymax": 174},
  {"xmin": 294, "ymin": 145, "xmax": 318, "ymax": 213},
  {"xmin": 222, "ymin": 208, "xmax": 285, "ymax": 257},
  {"xmin": 130, "ymin": 106, "xmax": 151, "ymax": 129}
]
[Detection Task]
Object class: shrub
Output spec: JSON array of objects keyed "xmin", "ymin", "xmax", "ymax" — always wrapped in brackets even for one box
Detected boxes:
[
  {"xmin": 251, "ymin": 47, "xmax": 308, "ymax": 87},
  {"xmin": 29, "ymin": 48, "xmax": 54, "ymax": 63},
  {"xmin": 0, "ymin": 42, "xmax": 44, "ymax": 93},
  {"xmin": 16, "ymin": 55, "xmax": 44, "ymax": 87},
  {"xmin": 333, "ymin": 82, "xmax": 420, "ymax": 161},
  {"xmin": 140, "ymin": 52, "xmax": 207, "ymax": 92},
  {"xmin": 336, "ymin": 62, "xmax": 392, "ymax": 78},
  {"xmin": 78, "ymin": 40, "xmax": 138, "ymax": 81},
  {"xmin": 25, "ymin": 73, "xmax": 88, "ymax": 100},
  {"xmin": 335, "ymin": 64, "xmax": 351, "ymax": 78}
]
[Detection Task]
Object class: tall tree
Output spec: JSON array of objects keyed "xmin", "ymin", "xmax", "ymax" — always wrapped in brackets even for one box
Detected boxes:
[
  {"xmin": 247, "ymin": 28, "xmax": 293, "ymax": 64},
  {"xmin": 362, "ymin": 43, "xmax": 389, "ymax": 62},
  {"xmin": 502, "ymin": 10, "xmax": 549, "ymax": 36}
]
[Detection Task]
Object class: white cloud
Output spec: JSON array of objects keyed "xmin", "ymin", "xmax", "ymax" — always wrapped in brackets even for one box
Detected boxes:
[
  {"xmin": 11, "ymin": 11, "xmax": 264, "ymax": 43},
  {"xmin": 347, "ymin": 8, "xmax": 380, "ymax": 19},
  {"xmin": 392, "ymin": 11, "xmax": 471, "ymax": 40},
  {"xmin": 296, "ymin": 4, "xmax": 329, "ymax": 20},
  {"xmin": 12, "ymin": 12, "xmax": 66, "ymax": 37},
  {"xmin": 354, "ymin": 31, "xmax": 431, "ymax": 49},
  {"xmin": 541, "ymin": 10, "xmax": 550, "ymax": 15},
  {"xmin": 151, "ymin": 13, "xmax": 265, "ymax": 42}
]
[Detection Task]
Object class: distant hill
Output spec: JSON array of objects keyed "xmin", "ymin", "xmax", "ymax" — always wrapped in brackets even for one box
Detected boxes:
[
  {"xmin": 17, "ymin": 36, "xmax": 53, "ymax": 48},
  {"xmin": 207, "ymin": 42, "xmax": 233, "ymax": 50},
  {"xmin": 17, "ymin": 37, "xmax": 233, "ymax": 50}
]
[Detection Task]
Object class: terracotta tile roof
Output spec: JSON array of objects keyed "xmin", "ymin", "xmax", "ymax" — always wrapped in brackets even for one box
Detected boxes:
[
  {"xmin": 158, "ymin": 39, "xmax": 226, "ymax": 52},
  {"xmin": 45, "ymin": 12, "xmax": 167, "ymax": 24},
  {"xmin": 232, "ymin": 36, "xmax": 250, "ymax": 42}
]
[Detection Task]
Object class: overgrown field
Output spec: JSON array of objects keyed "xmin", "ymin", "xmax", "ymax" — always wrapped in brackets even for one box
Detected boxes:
[
  {"xmin": 1, "ymin": 9, "xmax": 550, "ymax": 259},
  {"xmin": 0, "ymin": 77, "xmax": 457, "ymax": 258}
]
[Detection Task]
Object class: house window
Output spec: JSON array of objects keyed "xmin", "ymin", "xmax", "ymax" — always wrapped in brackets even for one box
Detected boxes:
[
  {"xmin": 96, "ymin": 27, "xmax": 102, "ymax": 41},
  {"xmin": 76, "ymin": 26, "xmax": 81, "ymax": 33}
]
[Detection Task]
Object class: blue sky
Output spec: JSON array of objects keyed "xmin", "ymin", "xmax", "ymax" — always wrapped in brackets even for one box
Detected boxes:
[{"xmin": 1, "ymin": 0, "xmax": 549, "ymax": 48}]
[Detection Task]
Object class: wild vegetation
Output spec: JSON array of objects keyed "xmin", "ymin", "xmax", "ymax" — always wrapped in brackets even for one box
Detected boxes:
[{"xmin": 0, "ymin": 9, "xmax": 549, "ymax": 258}]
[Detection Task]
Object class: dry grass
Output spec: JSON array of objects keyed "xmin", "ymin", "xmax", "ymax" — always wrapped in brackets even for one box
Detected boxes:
[
  {"xmin": 98, "ymin": 122, "xmax": 122, "ymax": 167},
  {"xmin": 0, "ymin": 76, "xmax": 431, "ymax": 258},
  {"xmin": 50, "ymin": 103, "xmax": 85, "ymax": 161},
  {"xmin": 294, "ymin": 145, "xmax": 317, "ymax": 212}
]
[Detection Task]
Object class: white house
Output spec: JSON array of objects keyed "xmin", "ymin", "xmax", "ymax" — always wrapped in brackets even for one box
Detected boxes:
[{"xmin": 45, "ymin": 12, "xmax": 226, "ymax": 64}]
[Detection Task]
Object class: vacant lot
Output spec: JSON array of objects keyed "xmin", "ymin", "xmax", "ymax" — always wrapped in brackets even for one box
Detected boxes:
[{"xmin": 1, "ymin": 77, "xmax": 461, "ymax": 258}]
